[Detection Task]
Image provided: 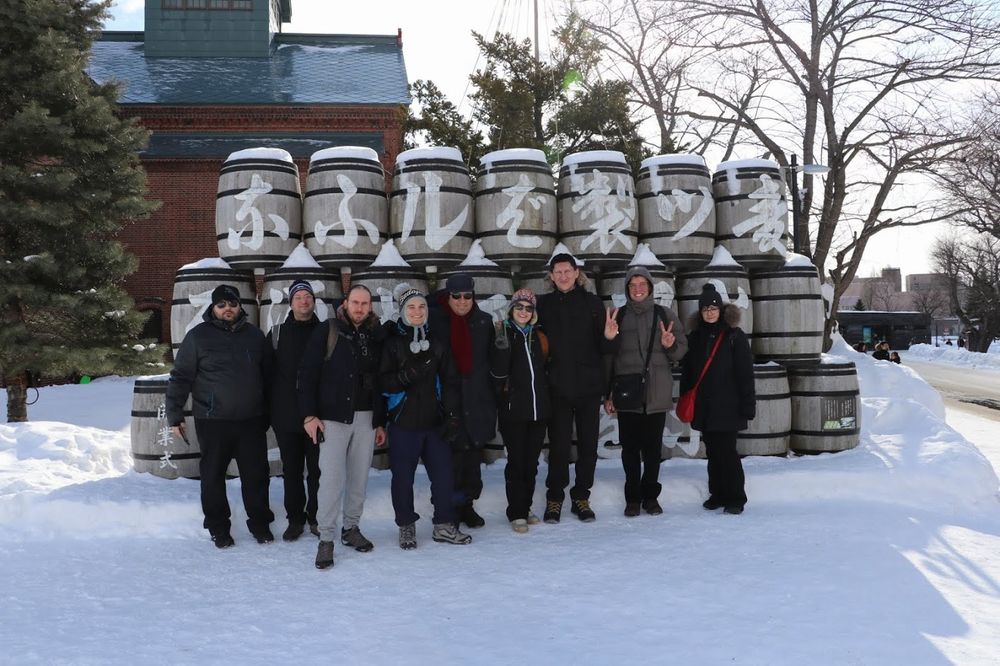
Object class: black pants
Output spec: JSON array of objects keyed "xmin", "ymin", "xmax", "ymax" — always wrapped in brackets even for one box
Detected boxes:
[
  {"xmin": 500, "ymin": 417, "xmax": 546, "ymax": 521},
  {"xmin": 703, "ymin": 431, "xmax": 747, "ymax": 507},
  {"xmin": 546, "ymin": 395, "xmax": 600, "ymax": 502},
  {"xmin": 388, "ymin": 425, "xmax": 456, "ymax": 526},
  {"xmin": 617, "ymin": 411, "xmax": 666, "ymax": 503},
  {"xmin": 194, "ymin": 418, "xmax": 274, "ymax": 537},
  {"xmin": 275, "ymin": 429, "xmax": 320, "ymax": 527},
  {"xmin": 452, "ymin": 447, "xmax": 484, "ymax": 507}
]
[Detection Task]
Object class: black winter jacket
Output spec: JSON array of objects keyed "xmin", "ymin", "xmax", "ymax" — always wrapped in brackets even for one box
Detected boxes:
[
  {"xmin": 428, "ymin": 295, "xmax": 498, "ymax": 447},
  {"xmin": 379, "ymin": 320, "xmax": 461, "ymax": 431},
  {"xmin": 536, "ymin": 285, "xmax": 617, "ymax": 400},
  {"xmin": 297, "ymin": 310, "xmax": 387, "ymax": 427},
  {"xmin": 266, "ymin": 313, "xmax": 320, "ymax": 433},
  {"xmin": 166, "ymin": 309, "xmax": 271, "ymax": 425},
  {"xmin": 680, "ymin": 304, "xmax": 756, "ymax": 433},
  {"xmin": 490, "ymin": 322, "xmax": 551, "ymax": 422}
]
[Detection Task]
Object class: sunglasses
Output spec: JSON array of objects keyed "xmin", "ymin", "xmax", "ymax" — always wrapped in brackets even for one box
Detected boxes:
[
  {"xmin": 214, "ymin": 300, "xmax": 240, "ymax": 308},
  {"xmin": 512, "ymin": 304, "xmax": 535, "ymax": 313},
  {"xmin": 450, "ymin": 292, "xmax": 474, "ymax": 300}
]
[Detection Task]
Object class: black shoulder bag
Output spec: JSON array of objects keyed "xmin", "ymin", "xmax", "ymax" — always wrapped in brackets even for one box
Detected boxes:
[{"xmin": 610, "ymin": 309, "xmax": 660, "ymax": 411}]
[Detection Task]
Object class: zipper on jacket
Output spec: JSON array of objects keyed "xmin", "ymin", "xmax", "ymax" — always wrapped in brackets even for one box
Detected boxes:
[{"xmin": 521, "ymin": 330, "xmax": 538, "ymax": 421}]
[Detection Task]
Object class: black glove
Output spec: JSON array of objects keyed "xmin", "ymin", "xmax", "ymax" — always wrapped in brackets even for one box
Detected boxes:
[
  {"xmin": 398, "ymin": 351, "xmax": 434, "ymax": 386},
  {"xmin": 441, "ymin": 415, "xmax": 462, "ymax": 446}
]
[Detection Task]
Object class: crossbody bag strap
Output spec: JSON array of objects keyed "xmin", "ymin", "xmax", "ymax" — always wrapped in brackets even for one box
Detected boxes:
[
  {"xmin": 639, "ymin": 310, "xmax": 659, "ymax": 380},
  {"xmin": 692, "ymin": 330, "xmax": 726, "ymax": 392}
]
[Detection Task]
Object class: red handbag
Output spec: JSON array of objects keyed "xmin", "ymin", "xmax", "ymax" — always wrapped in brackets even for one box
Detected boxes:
[{"xmin": 677, "ymin": 331, "xmax": 725, "ymax": 423}]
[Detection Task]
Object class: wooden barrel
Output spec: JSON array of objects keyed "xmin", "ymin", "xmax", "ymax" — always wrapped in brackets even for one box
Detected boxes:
[
  {"xmin": 216, "ymin": 148, "xmax": 302, "ymax": 270},
  {"xmin": 438, "ymin": 265, "xmax": 514, "ymax": 324},
  {"xmin": 475, "ymin": 148, "xmax": 557, "ymax": 268},
  {"xmin": 712, "ymin": 159, "xmax": 788, "ymax": 269},
  {"xmin": 737, "ymin": 364, "xmax": 791, "ymax": 456},
  {"xmin": 259, "ymin": 267, "xmax": 343, "ymax": 332},
  {"xmin": 170, "ymin": 266, "xmax": 257, "ymax": 357},
  {"xmin": 637, "ymin": 154, "xmax": 715, "ymax": 269},
  {"xmin": 598, "ymin": 265, "xmax": 677, "ymax": 314},
  {"xmin": 750, "ymin": 262, "xmax": 825, "ymax": 365},
  {"xmin": 662, "ymin": 368, "xmax": 705, "ymax": 459},
  {"xmin": 787, "ymin": 360, "xmax": 861, "ymax": 453},
  {"xmin": 131, "ymin": 377, "xmax": 200, "ymax": 479},
  {"xmin": 389, "ymin": 147, "xmax": 474, "ymax": 267},
  {"xmin": 557, "ymin": 150, "xmax": 638, "ymax": 266},
  {"xmin": 675, "ymin": 263, "xmax": 754, "ymax": 336},
  {"xmin": 350, "ymin": 265, "xmax": 430, "ymax": 325},
  {"xmin": 303, "ymin": 146, "xmax": 387, "ymax": 268}
]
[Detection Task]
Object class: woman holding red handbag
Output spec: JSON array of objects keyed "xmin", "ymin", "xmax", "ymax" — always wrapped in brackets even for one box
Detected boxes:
[{"xmin": 680, "ymin": 284, "xmax": 756, "ymax": 515}]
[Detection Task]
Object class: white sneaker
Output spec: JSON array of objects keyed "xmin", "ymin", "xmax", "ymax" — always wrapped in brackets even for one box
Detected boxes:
[
  {"xmin": 511, "ymin": 519, "xmax": 529, "ymax": 534},
  {"xmin": 526, "ymin": 512, "xmax": 541, "ymax": 525}
]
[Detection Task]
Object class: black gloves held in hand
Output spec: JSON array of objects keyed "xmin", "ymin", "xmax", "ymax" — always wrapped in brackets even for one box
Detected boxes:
[
  {"xmin": 441, "ymin": 415, "xmax": 462, "ymax": 445},
  {"xmin": 398, "ymin": 351, "xmax": 434, "ymax": 386}
]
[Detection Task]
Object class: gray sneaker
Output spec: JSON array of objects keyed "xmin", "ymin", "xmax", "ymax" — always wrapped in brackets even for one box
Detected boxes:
[
  {"xmin": 341, "ymin": 525, "xmax": 374, "ymax": 552},
  {"xmin": 399, "ymin": 523, "xmax": 417, "ymax": 550},
  {"xmin": 315, "ymin": 541, "xmax": 334, "ymax": 570},
  {"xmin": 432, "ymin": 523, "xmax": 472, "ymax": 545}
]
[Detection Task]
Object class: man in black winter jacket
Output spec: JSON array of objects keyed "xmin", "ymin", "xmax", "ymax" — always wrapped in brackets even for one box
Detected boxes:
[
  {"xmin": 167, "ymin": 284, "xmax": 275, "ymax": 549},
  {"xmin": 428, "ymin": 272, "xmax": 498, "ymax": 529},
  {"xmin": 536, "ymin": 254, "xmax": 620, "ymax": 523},
  {"xmin": 265, "ymin": 279, "xmax": 321, "ymax": 542}
]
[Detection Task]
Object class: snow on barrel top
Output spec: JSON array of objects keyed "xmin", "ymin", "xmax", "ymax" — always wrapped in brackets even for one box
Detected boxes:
[
  {"xmin": 224, "ymin": 147, "xmax": 294, "ymax": 163},
  {"xmin": 716, "ymin": 158, "xmax": 781, "ymax": 197},
  {"xmin": 279, "ymin": 243, "xmax": 322, "ymax": 269},
  {"xmin": 547, "ymin": 242, "xmax": 585, "ymax": 266},
  {"xmin": 639, "ymin": 154, "xmax": 707, "ymax": 170},
  {"xmin": 395, "ymin": 146, "xmax": 463, "ymax": 165},
  {"xmin": 458, "ymin": 239, "xmax": 499, "ymax": 267},
  {"xmin": 310, "ymin": 146, "xmax": 380, "ymax": 163},
  {"xmin": 628, "ymin": 242, "xmax": 666, "ymax": 267},
  {"xmin": 784, "ymin": 252, "xmax": 816, "ymax": 268},
  {"xmin": 479, "ymin": 148, "xmax": 548, "ymax": 166},
  {"xmin": 179, "ymin": 257, "xmax": 231, "ymax": 270},
  {"xmin": 561, "ymin": 150, "xmax": 627, "ymax": 168},
  {"xmin": 707, "ymin": 244, "xmax": 742, "ymax": 267},
  {"xmin": 369, "ymin": 239, "xmax": 411, "ymax": 267}
]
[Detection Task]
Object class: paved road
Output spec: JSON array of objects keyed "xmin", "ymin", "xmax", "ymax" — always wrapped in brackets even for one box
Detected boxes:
[{"xmin": 900, "ymin": 357, "xmax": 1000, "ymax": 415}]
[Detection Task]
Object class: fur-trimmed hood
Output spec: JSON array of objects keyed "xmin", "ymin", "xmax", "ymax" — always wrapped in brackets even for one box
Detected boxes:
[{"xmin": 686, "ymin": 303, "xmax": 743, "ymax": 333}]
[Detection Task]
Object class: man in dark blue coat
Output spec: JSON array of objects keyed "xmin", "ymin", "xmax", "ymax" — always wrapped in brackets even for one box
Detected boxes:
[{"xmin": 166, "ymin": 284, "xmax": 275, "ymax": 549}]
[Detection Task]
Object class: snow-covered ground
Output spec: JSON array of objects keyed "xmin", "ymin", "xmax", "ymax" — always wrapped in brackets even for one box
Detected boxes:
[
  {"xmin": 2, "ymin": 337, "xmax": 1000, "ymax": 664},
  {"xmin": 904, "ymin": 343, "xmax": 1000, "ymax": 372}
]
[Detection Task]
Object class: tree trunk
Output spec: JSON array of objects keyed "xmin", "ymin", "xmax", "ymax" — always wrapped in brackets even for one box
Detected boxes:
[{"xmin": 5, "ymin": 371, "xmax": 28, "ymax": 422}]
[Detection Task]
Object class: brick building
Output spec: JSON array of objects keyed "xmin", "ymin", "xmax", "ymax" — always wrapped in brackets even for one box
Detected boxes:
[{"xmin": 87, "ymin": 0, "xmax": 409, "ymax": 342}]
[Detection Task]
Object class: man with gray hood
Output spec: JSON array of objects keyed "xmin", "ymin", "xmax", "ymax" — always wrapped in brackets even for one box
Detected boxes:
[{"xmin": 604, "ymin": 266, "xmax": 687, "ymax": 516}]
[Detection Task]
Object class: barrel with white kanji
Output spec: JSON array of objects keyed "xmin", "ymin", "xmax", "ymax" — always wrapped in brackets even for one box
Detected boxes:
[
  {"xmin": 350, "ymin": 266, "xmax": 430, "ymax": 326},
  {"xmin": 787, "ymin": 360, "xmax": 860, "ymax": 453},
  {"xmin": 303, "ymin": 147, "xmax": 387, "ymax": 268},
  {"xmin": 712, "ymin": 159, "xmax": 788, "ymax": 269},
  {"xmin": 259, "ymin": 267, "xmax": 343, "ymax": 332},
  {"xmin": 557, "ymin": 151, "xmax": 638, "ymax": 266},
  {"xmin": 474, "ymin": 148, "xmax": 557, "ymax": 268},
  {"xmin": 662, "ymin": 368, "xmax": 705, "ymax": 459},
  {"xmin": 637, "ymin": 154, "xmax": 715, "ymax": 269},
  {"xmin": 598, "ymin": 265, "xmax": 677, "ymax": 315},
  {"xmin": 130, "ymin": 377, "xmax": 201, "ymax": 479},
  {"xmin": 389, "ymin": 147, "xmax": 474, "ymax": 267},
  {"xmin": 675, "ymin": 264, "xmax": 754, "ymax": 337},
  {"xmin": 750, "ymin": 261, "xmax": 825, "ymax": 365},
  {"xmin": 737, "ymin": 364, "xmax": 791, "ymax": 456},
  {"xmin": 438, "ymin": 265, "xmax": 514, "ymax": 324},
  {"xmin": 216, "ymin": 148, "xmax": 302, "ymax": 270},
  {"xmin": 170, "ymin": 266, "xmax": 257, "ymax": 357}
]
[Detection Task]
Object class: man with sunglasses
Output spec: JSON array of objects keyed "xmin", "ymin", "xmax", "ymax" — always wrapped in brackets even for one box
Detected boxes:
[
  {"xmin": 167, "ymin": 284, "xmax": 275, "ymax": 549},
  {"xmin": 429, "ymin": 272, "xmax": 498, "ymax": 529}
]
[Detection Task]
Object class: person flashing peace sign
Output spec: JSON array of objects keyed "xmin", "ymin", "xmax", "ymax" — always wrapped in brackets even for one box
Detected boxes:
[{"xmin": 604, "ymin": 266, "xmax": 687, "ymax": 517}]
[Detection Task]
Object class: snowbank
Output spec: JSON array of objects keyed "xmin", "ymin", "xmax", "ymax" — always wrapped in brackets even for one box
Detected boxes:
[{"xmin": 905, "ymin": 343, "xmax": 1000, "ymax": 372}]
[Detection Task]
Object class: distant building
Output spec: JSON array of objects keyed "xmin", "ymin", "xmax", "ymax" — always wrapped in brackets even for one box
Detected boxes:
[{"xmin": 87, "ymin": 0, "xmax": 410, "ymax": 342}]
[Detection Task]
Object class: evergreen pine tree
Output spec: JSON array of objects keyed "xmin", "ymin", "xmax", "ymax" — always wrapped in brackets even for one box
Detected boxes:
[{"xmin": 0, "ymin": 0, "xmax": 161, "ymax": 421}]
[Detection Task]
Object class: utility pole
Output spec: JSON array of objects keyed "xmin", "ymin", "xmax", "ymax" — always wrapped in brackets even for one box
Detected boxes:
[{"xmin": 534, "ymin": 0, "xmax": 540, "ymax": 63}]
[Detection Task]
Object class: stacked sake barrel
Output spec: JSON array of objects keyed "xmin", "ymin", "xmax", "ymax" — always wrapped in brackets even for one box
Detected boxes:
[
  {"xmin": 170, "ymin": 260, "xmax": 258, "ymax": 358},
  {"xmin": 259, "ymin": 244, "xmax": 343, "ymax": 330}
]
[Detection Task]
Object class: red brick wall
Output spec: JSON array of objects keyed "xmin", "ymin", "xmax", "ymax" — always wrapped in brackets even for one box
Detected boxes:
[{"xmin": 120, "ymin": 104, "xmax": 405, "ymax": 344}]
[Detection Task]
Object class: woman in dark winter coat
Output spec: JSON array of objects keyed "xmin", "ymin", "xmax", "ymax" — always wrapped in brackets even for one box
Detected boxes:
[
  {"xmin": 604, "ymin": 266, "xmax": 687, "ymax": 517},
  {"xmin": 379, "ymin": 287, "xmax": 472, "ymax": 549},
  {"xmin": 489, "ymin": 288, "xmax": 551, "ymax": 533},
  {"xmin": 680, "ymin": 284, "xmax": 755, "ymax": 515}
]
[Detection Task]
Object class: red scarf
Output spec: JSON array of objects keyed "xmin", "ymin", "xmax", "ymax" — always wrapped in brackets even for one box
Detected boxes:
[{"xmin": 437, "ymin": 292, "xmax": 473, "ymax": 376}]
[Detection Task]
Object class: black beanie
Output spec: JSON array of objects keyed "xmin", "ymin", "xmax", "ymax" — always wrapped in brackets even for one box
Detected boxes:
[
  {"xmin": 211, "ymin": 284, "xmax": 241, "ymax": 305},
  {"xmin": 698, "ymin": 284, "xmax": 724, "ymax": 310}
]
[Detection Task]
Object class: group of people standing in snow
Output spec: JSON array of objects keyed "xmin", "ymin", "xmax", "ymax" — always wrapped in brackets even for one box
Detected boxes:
[{"xmin": 165, "ymin": 252, "xmax": 757, "ymax": 569}]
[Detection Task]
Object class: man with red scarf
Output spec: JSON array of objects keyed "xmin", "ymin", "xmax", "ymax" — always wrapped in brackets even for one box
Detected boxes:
[{"xmin": 429, "ymin": 272, "xmax": 498, "ymax": 528}]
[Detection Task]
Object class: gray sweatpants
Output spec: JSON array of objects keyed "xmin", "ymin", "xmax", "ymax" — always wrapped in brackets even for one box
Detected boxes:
[{"xmin": 317, "ymin": 412, "xmax": 376, "ymax": 542}]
